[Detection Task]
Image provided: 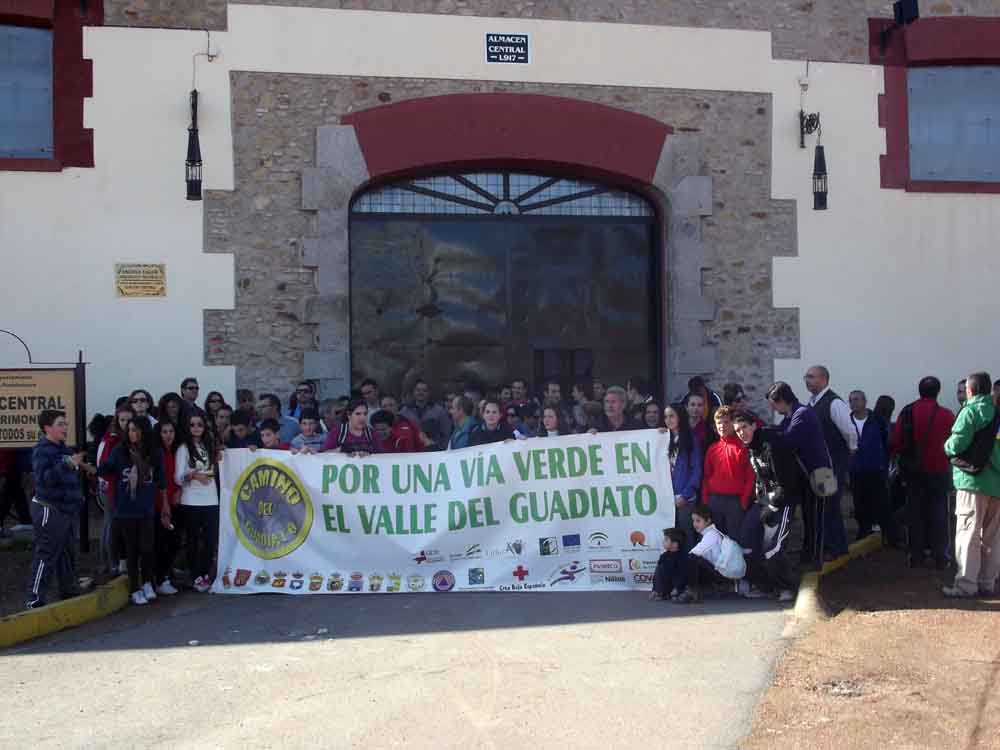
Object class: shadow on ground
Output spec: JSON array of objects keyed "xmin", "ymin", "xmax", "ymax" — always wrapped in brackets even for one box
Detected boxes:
[
  {"xmin": 5, "ymin": 585, "xmax": 788, "ymax": 656},
  {"xmin": 821, "ymin": 544, "xmax": 1000, "ymax": 615}
]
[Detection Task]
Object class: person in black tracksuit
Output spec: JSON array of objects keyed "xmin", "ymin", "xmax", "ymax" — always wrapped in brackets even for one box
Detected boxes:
[
  {"xmin": 26, "ymin": 410, "xmax": 96, "ymax": 609},
  {"xmin": 733, "ymin": 411, "xmax": 801, "ymax": 597}
]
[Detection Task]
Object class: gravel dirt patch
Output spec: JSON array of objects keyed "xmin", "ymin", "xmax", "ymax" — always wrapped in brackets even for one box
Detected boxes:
[{"xmin": 742, "ymin": 546, "xmax": 1000, "ymax": 750}]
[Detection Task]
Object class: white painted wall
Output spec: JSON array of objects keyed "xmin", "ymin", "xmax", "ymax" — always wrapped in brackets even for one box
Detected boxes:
[
  {"xmin": 0, "ymin": 29, "xmax": 235, "ymax": 417},
  {"xmin": 1, "ymin": 5, "xmax": 996, "ymax": 419}
]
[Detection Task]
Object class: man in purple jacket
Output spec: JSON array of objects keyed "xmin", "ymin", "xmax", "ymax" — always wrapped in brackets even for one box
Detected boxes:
[{"xmin": 766, "ymin": 381, "xmax": 834, "ymax": 568}]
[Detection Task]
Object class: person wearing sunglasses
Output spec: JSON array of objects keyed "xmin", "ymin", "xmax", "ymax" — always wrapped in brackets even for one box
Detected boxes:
[
  {"xmin": 128, "ymin": 389, "xmax": 158, "ymax": 426},
  {"xmin": 175, "ymin": 412, "xmax": 220, "ymax": 593},
  {"xmin": 202, "ymin": 391, "xmax": 226, "ymax": 421},
  {"xmin": 180, "ymin": 378, "xmax": 200, "ymax": 405},
  {"xmin": 723, "ymin": 383, "xmax": 763, "ymax": 428},
  {"xmin": 504, "ymin": 406, "xmax": 521, "ymax": 433},
  {"xmin": 288, "ymin": 381, "xmax": 317, "ymax": 420},
  {"xmin": 179, "ymin": 377, "xmax": 206, "ymax": 422}
]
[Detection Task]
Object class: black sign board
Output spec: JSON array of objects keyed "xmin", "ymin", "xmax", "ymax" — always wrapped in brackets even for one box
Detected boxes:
[{"xmin": 486, "ymin": 33, "xmax": 529, "ymax": 64}]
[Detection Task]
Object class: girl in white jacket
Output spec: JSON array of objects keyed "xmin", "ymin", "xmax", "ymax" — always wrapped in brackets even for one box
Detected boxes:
[
  {"xmin": 174, "ymin": 413, "xmax": 220, "ymax": 593},
  {"xmin": 677, "ymin": 504, "xmax": 729, "ymax": 603}
]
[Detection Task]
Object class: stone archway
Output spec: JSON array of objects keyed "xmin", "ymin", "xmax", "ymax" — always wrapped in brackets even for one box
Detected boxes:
[{"xmin": 298, "ymin": 93, "xmax": 716, "ymax": 398}]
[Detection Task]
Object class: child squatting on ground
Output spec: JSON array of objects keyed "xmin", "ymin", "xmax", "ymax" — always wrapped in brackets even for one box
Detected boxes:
[
  {"xmin": 650, "ymin": 504, "xmax": 747, "ymax": 604},
  {"xmin": 649, "ymin": 528, "xmax": 688, "ymax": 601}
]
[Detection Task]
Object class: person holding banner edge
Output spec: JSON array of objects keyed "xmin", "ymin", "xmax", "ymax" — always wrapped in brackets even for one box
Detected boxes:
[{"xmin": 175, "ymin": 412, "xmax": 220, "ymax": 593}]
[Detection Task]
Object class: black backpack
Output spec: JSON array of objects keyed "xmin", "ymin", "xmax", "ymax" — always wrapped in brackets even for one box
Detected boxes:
[{"xmin": 950, "ymin": 411, "xmax": 1000, "ymax": 475}]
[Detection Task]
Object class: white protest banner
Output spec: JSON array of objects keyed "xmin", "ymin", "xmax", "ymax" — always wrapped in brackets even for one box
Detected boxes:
[{"xmin": 214, "ymin": 430, "xmax": 674, "ymax": 594}]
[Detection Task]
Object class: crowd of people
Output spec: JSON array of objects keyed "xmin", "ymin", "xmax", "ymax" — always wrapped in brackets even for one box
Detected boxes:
[{"xmin": 14, "ymin": 367, "xmax": 1000, "ymax": 611}]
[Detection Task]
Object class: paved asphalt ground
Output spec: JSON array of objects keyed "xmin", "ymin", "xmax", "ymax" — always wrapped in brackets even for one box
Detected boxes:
[{"xmin": 3, "ymin": 591, "xmax": 790, "ymax": 750}]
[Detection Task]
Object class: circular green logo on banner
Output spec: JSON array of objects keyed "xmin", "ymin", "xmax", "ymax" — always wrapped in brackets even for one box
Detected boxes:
[{"xmin": 230, "ymin": 458, "xmax": 313, "ymax": 560}]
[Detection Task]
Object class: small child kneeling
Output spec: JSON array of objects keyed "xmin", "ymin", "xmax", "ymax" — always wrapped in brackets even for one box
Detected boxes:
[{"xmin": 649, "ymin": 528, "xmax": 687, "ymax": 601}]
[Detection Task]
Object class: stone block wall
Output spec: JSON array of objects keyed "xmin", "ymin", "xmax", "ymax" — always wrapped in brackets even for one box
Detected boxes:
[
  {"xmin": 104, "ymin": 0, "xmax": 228, "ymax": 29},
  {"xmin": 204, "ymin": 72, "xmax": 795, "ymax": 406},
  {"xmin": 103, "ymin": 0, "xmax": 1000, "ymax": 62}
]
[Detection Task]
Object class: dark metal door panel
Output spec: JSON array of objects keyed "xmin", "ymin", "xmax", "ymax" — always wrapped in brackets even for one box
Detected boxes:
[{"xmin": 350, "ymin": 216, "xmax": 655, "ymax": 395}]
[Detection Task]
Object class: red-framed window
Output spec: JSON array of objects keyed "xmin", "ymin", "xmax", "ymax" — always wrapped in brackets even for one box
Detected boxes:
[
  {"xmin": 0, "ymin": 0, "xmax": 102, "ymax": 172},
  {"xmin": 869, "ymin": 17, "xmax": 1000, "ymax": 194}
]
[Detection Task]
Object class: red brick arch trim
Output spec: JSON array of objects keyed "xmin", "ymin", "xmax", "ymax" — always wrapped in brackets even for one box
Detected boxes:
[
  {"xmin": 869, "ymin": 16, "xmax": 1000, "ymax": 194},
  {"xmin": 341, "ymin": 93, "xmax": 672, "ymax": 192},
  {"xmin": 0, "ymin": 0, "xmax": 103, "ymax": 172}
]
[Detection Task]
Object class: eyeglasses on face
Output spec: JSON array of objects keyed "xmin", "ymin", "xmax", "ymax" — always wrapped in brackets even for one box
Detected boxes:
[
  {"xmin": 207, "ymin": 398, "xmax": 222, "ymax": 404},
  {"xmin": 184, "ymin": 385, "xmax": 200, "ymax": 391}
]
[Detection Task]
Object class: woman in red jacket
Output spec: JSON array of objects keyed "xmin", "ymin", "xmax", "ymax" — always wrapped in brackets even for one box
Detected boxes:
[
  {"xmin": 153, "ymin": 420, "xmax": 182, "ymax": 595},
  {"xmin": 700, "ymin": 406, "xmax": 754, "ymax": 538}
]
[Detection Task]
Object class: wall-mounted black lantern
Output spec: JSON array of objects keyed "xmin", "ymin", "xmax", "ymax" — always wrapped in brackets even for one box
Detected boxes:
[
  {"xmin": 186, "ymin": 89, "xmax": 202, "ymax": 201},
  {"xmin": 799, "ymin": 109, "xmax": 828, "ymax": 211},
  {"xmin": 813, "ymin": 143, "xmax": 828, "ymax": 211}
]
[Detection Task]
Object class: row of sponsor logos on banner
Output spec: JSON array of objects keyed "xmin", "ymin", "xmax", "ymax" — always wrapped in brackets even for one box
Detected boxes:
[{"xmin": 217, "ymin": 530, "xmax": 662, "ymax": 594}]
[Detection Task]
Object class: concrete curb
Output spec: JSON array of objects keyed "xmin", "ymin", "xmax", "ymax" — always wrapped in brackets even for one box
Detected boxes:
[
  {"xmin": 0, "ymin": 576, "xmax": 129, "ymax": 649},
  {"xmin": 787, "ymin": 534, "xmax": 883, "ymax": 634}
]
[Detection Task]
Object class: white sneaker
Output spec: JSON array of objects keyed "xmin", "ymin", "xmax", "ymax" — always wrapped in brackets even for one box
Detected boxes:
[
  {"xmin": 142, "ymin": 582, "xmax": 157, "ymax": 601},
  {"xmin": 156, "ymin": 579, "xmax": 178, "ymax": 596},
  {"xmin": 131, "ymin": 590, "xmax": 148, "ymax": 606},
  {"xmin": 194, "ymin": 576, "xmax": 211, "ymax": 593},
  {"xmin": 778, "ymin": 589, "xmax": 796, "ymax": 603},
  {"xmin": 10, "ymin": 523, "xmax": 32, "ymax": 532}
]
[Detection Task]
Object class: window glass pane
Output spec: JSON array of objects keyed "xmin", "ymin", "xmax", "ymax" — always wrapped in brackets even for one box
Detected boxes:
[
  {"xmin": 0, "ymin": 25, "xmax": 53, "ymax": 158},
  {"xmin": 908, "ymin": 66, "xmax": 1000, "ymax": 183},
  {"xmin": 352, "ymin": 171, "xmax": 653, "ymax": 217}
]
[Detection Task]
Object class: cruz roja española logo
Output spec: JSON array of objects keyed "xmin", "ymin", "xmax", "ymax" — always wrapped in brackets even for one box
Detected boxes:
[{"xmin": 231, "ymin": 458, "xmax": 314, "ymax": 559}]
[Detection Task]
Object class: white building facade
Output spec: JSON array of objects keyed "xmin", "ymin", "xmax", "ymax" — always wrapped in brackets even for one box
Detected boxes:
[{"xmin": 1, "ymin": 1, "xmax": 998, "ymax": 416}]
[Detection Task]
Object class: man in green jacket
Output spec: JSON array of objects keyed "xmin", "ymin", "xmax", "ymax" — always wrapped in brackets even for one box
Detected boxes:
[{"xmin": 942, "ymin": 372, "xmax": 1000, "ymax": 598}]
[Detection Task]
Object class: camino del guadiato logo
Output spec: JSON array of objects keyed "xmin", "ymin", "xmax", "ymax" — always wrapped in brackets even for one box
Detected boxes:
[{"xmin": 231, "ymin": 459, "xmax": 314, "ymax": 559}]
